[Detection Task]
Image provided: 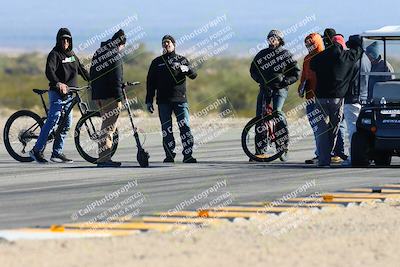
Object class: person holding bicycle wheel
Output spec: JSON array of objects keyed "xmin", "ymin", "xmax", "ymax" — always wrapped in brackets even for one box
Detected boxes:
[
  {"xmin": 30, "ymin": 28, "xmax": 89, "ymax": 163},
  {"xmin": 250, "ymin": 30, "xmax": 300, "ymax": 159},
  {"xmin": 90, "ymin": 29, "xmax": 126, "ymax": 168}
]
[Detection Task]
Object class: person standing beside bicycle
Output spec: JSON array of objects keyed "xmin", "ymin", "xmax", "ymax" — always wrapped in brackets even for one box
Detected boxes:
[
  {"xmin": 90, "ymin": 29, "xmax": 126, "ymax": 168},
  {"xmin": 30, "ymin": 28, "xmax": 89, "ymax": 163},
  {"xmin": 145, "ymin": 35, "xmax": 198, "ymax": 163},
  {"xmin": 250, "ymin": 30, "xmax": 300, "ymax": 159},
  {"xmin": 310, "ymin": 29, "xmax": 363, "ymax": 167}
]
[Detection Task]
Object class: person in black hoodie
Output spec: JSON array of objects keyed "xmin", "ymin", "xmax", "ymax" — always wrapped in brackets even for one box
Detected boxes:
[
  {"xmin": 310, "ymin": 29, "xmax": 363, "ymax": 166},
  {"xmin": 250, "ymin": 30, "xmax": 300, "ymax": 160},
  {"xmin": 90, "ymin": 29, "xmax": 126, "ymax": 167},
  {"xmin": 146, "ymin": 35, "xmax": 197, "ymax": 163},
  {"xmin": 250, "ymin": 30, "xmax": 300, "ymax": 119},
  {"xmin": 30, "ymin": 28, "xmax": 89, "ymax": 163}
]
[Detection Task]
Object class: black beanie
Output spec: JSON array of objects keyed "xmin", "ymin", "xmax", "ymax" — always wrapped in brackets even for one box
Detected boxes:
[
  {"xmin": 112, "ymin": 29, "xmax": 126, "ymax": 45},
  {"xmin": 323, "ymin": 28, "xmax": 337, "ymax": 39},
  {"xmin": 162, "ymin": 35, "xmax": 176, "ymax": 44}
]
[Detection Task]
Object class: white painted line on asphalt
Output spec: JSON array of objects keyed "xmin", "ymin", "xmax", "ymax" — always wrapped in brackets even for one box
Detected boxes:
[{"xmin": 0, "ymin": 230, "xmax": 114, "ymax": 241}]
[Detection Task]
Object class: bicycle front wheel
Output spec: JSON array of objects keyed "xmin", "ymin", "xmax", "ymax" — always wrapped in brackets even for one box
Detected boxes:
[
  {"xmin": 241, "ymin": 113, "xmax": 289, "ymax": 162},
  {"xmin": 74, "ymin": 112, "xmax": 119, "ymax": 164},
  {"xmin": 3, "ymin": 110, "xmax": 44, "ymax": 162}
]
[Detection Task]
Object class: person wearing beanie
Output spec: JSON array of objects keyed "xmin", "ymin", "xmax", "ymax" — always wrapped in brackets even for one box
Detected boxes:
[
  {"xmin": 339, "ymin": 36, "xmax": 372, "ymax": 166},
  {"xmin": 298, "ymin": 33, "xmax": 324, "ymax": 164},
  {"xmin": 250, "ymin": 29, "xmax": 300, "ymax": 160},
  {"xmin": 146, "ymin": 34, "xmax": 198, "ymax": 163},
  {"xmin": 90, "ymin": 29, "xmax": 127, "ymax": 167},
  {"xmin": 365, "ymin": 41, "xmax": 395, "ymax": 96},
  {"xmin": 30, "ymin": 28, "xmax": 90, "ymax": 164},
  {"xmin": 310, "ymin": 32, "xmax": 363, "ymax": 167}
]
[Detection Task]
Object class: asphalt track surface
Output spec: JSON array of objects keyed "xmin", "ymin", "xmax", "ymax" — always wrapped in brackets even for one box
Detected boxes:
[{"xmin": 0, "ymin": 125, "xmax": 399, "ymax": 229}]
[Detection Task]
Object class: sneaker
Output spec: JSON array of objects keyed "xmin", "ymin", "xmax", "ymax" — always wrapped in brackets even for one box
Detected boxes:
[
  {"xmin": 97, "ymin": 160, "xmax": 122, "ymax": 167},
  {"xmin": 30, "ymin": 149, "xmax": 48, "ymax": 163},
  {"xmin": 50, "ymin": 153, "xmax": 73, "ymax": 163},
  {"xmin": 331, "ymin": 156, "xmax": 343, "ymax": 164},
  {"xmin": 305, "ymin": 157, "xmax": 318, "ymax": 164},
  {"xmin": 163, "ymin": 152, "xmax": 176, "ymax": 163},
  {"xmin": 183, "ymin": 156, "xmax": 197, "ymax": 163}
]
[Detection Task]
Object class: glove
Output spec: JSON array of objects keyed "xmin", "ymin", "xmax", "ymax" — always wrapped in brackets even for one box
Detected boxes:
[
  {"xmin": 180, "ymin": 65, "xmax": 189, "ymax": 73},
  {"xmin": 279, "ymin": 78, "xmax": 290, "ymax": 88},
  {"xmin": 146, "ymin": 103, "xmax": 154, "ymax": 114}
]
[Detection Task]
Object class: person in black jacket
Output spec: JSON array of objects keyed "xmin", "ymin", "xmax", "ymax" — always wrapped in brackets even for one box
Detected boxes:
[
  {"xmin": 30, "ymin": 28, "xmax": 89, "ymax": 163},
  {"xmin": 250, "ymin": 30, "xmax": 300, "ymax": 119},
  {"xmin": 250, "ymin": 30, "xmax": 300, "ymax": 160},
  {"xmin": 90, "ymin": 29, "xmax": 126, "ymax": 167},
  {"xmin": 146, "ymin": 35, "xmax": 197, "ymax": 163},
  {"xmin": 310, "ymin": 29, "xmax": 363, "ymax": 167}
]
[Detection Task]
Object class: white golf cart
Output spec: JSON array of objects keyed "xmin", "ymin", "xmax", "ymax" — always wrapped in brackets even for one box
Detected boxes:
[{"xmin": 352, "ymin": 25, "xmax": 400, "ymax": 166}]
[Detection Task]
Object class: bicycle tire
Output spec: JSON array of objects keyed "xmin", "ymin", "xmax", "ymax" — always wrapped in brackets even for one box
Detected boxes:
[
  {"xmin": 3, "ymin": 110, "xmax": 44, "ymax": 162},
  {"xmin": 241, "ymin": 113, "xmax": 289, "ymax": 162},
  {"xmin": 74, "ymin": 112, "xmax": 119, "ymax": 164}
]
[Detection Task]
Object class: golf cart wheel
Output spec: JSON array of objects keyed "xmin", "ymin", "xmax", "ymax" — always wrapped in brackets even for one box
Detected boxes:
[
  {"xmin": 351, "ymin": 131, "xmax": 371, "ymax": 166},
  {"xmin": 374, "ymin": 152, "xmax": 392, "ymax": 166},
  {"xmin": 74, "ymin": 112, "xmax": 119, "ymax": 164},
  {"xmin": 3, "ymin": 110, "xmax": 44, "ymax": 162}
]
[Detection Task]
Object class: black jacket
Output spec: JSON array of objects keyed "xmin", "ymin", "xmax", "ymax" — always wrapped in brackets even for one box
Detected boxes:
[
  {"xmin": 250, "ymin": 46, "xmax": 300, "ymax": 91},
  {"xmin": 146, "ymin": 51, "xmax": 197, "ymax": 104},
  {"xmin": 310, "ymin": 43, "xmax": 363, "ymax": 98},
  {"xmin": 344, "ymin": 59, "xmax": 360, "ymax": 104},
  {"xmin": 46, "ymin": 28, "xmax": 89, "ymax": 92},
  {"xmin": 90, "ymin": 39, "xmax": 124, "ymax": 100}
]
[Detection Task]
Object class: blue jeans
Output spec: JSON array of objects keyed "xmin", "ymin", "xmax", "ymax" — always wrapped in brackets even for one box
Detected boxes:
[
  {"xmin": 158, "ymin": 102, "xmax": 194, "ymax": 158},
  {"xmin": 256, "ymin": 87, "xmax": 288, "ymax": 118},
  {"xmin": 33, "ymin": 90, "xmax": 73, "ymax": 155}
]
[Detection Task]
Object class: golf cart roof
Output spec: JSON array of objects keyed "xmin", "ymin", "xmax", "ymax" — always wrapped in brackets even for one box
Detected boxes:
[{"xmin": 361, "ymin": 25, "xmax": 400, "ymax": 40}]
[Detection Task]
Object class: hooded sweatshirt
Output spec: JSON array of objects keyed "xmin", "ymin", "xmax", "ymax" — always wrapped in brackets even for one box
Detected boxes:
[
  {"xmin": 45, "ymin": 28, "xmax": 89, "ymax": 92},
  {"xmin": 90, "ymin": 39, "xmax": 124, "ymax": 100},
  {"xmin": 298, "ymin": 33, "xmax": 324, "ymax": 99},
  {"xmin": 250, "ymin": 45, "xmax": 300, "ymax": 91}
]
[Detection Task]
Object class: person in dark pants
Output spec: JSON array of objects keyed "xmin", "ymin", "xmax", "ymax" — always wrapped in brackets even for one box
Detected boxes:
[
  {"xmin": 90, "ymin": 29, "xmax": 126, "ymax": 167},
  {"xmin": 250, "ymin": 30, "xmax": 300, "ymax": 119},
  {"xmin": 30, "ymin": 28, "xmax": 89, "ymax": 163},
  {"xmin": 146, "ymin": 35, "xmax": 197, "ymax": 163},
  {"xmin": 250, "ymin": 29, "xmax": 300, "ymax": 160},
  {"xmin": 310, "ymin": 29, "xmax": 363, "ymax": 167}
]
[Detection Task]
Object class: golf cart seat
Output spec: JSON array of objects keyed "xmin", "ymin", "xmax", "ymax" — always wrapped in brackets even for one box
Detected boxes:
[{"xmin": 372, "ymin": 81, "xmax": 400, "ymax": 104}]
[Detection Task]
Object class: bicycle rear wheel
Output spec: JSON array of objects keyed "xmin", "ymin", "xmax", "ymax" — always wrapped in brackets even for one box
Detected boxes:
[
  {"xmin": 74, "ymin": 112, "xmax": 119, "ymax": 164},
  {"xmin": 241, "ymin": 113, "xmax": 289, "ymax": 162},
  {"xmin": 3, "ymin": 110, "xmax": 44, "ymax": 162}
]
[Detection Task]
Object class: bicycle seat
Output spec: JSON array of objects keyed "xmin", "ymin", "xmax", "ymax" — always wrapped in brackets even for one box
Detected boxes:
[{"xmin": 33, "ymin": 89, "xmax": 48, "ymax": 95}]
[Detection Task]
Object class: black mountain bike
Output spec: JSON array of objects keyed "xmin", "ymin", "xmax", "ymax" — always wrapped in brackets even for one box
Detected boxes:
[
  {"xmin": 241, "ymin": 99, "xmax": 289, "ymax": 162},
  {"xmin": 3, "ymin": 86, "xmax": 118, "ymax": 163}
]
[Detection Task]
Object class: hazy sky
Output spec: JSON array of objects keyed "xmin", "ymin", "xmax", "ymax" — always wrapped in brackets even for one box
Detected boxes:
[{"xmin": 0, "ymin": 0, "xmax": 399, "ymax": 53}]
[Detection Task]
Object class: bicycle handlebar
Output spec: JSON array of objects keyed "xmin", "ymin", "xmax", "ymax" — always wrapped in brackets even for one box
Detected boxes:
[{"xmin": 68, "ymin": 85, "xmax": 90, "ymax": 93}]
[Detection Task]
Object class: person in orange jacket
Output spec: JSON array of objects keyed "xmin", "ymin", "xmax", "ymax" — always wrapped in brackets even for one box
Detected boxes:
[{"xmin": 298, "ymin": 33, "xmax": 324, "ymax": 164}]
